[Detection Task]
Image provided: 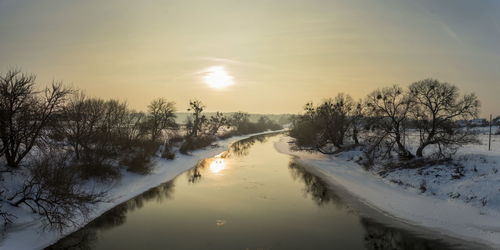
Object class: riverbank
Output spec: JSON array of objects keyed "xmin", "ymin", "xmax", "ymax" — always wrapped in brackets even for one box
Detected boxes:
[
  {"xmin": 275, "ymin": 135, "xmax": 500, "ymax": 249},
  {"xmin": 0, "ymin": 130, "xmax": 283, "ymax": 250}
]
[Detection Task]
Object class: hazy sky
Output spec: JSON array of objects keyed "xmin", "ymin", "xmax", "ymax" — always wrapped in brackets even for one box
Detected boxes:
[{"xmin": 1, "ymin": 0, "xmax": 499, "ymax": 115}]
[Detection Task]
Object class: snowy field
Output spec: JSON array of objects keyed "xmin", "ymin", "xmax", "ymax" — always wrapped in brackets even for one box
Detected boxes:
[
  {"xmin": 0, "ymin": 131, "xmax": 281, "ymax": 250},
  {"xmin": 275, "ymin": 129, "xmax": 500, "ymax": 248}
]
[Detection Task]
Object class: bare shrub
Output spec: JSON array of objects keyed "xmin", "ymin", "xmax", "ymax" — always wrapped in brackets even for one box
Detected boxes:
[
  {"xmin": 179, "ymin": 136, "xmax": 215, "ymax": 154},
  {"xmin": 6, "ymin": 152, "xmax": 105, "ymax": 232},
  {"xmin": 218, "ymin": 131, "xmax": 236, "ymax": 140},
  {"xmin": 122, "ymin": 139, "xmax": 159, "ymax": 175},
  {"xmin": 61, "ymin": 96, "xmax": 165, "ymax": 179},
  {"xmin": 0, "ymin": 202, "xmax": 16, "ymax": 226},
  {"xmin": 76, "ymin": 157, "xmax": 121, "ymax": 181},
  {"xmin": 161, "ymin": 149, "xmax": 176, "ymax": 160}
]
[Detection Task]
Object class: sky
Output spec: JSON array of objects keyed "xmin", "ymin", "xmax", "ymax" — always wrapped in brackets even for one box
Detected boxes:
[{"xmin": 0, "ymin": 0, "xmax": 499, "ymax": 116}]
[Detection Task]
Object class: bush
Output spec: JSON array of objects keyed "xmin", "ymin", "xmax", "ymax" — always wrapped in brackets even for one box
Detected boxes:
[
  {"xmin": 161, "ymin": 149, "xmax": 176, "ymax": 160},
  {"xmin": 77, "ymin": 161, "xmax": 121, "ymax": 181},
  {"xmin": 7, "ymin": 151, "xmax": 105, "ymax": 231},
  {"xmin": 124, "ymin": 154, "xmax": 153, "ymax": 175},
  {"xmin": 0, "ymin": 204, "xmax": 15, "ymax": 226},
  {"xmin": 289, "ymin": 116, "xmax": 322, "ymax": 150},
  {"xmin": 179, "ymin": 136, "xmax": 216, "ymax": 154},
  {"xmin": 74, "ymin": 146, "xmax": 122, "ymax": 181},
  {"xmin": 168, "ymin": 133, "xmax": 184, "ymax": 144},
  {"xmin": 122, "ymin": 139, "xmax": 159, "ymax": 175},
  {"xmin": 218, "ymin": 131, "xmax": 236, "ymax": 140}
]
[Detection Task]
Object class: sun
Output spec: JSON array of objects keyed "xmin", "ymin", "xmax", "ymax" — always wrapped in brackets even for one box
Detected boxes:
[{"xmin": 203, "ymin": 66, "xmax": 234, "ymax": 89}]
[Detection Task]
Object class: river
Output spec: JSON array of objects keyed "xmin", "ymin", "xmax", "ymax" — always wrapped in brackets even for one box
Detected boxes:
[{"xmin": 49, "ymin": 133, "xmax": 485, "ymax": 250}]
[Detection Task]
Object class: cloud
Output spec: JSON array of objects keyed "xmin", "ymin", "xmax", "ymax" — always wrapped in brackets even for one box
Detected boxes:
[
  {"xmin": 438, "ymin": 22, "xmax": 464, "ymax": 45},
  {"xmin": 195, "ymin": 56, "xmax": 274, "ymax": 70},
  {"xmin": 412, "ymin": 0, "xmax": 464, "ymax": 46}
]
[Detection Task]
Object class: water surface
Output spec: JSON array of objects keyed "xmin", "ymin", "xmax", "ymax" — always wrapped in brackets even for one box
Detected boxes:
[{"xmin": 50, "ymin": 134, "xmax": 485, "ymax": 250}]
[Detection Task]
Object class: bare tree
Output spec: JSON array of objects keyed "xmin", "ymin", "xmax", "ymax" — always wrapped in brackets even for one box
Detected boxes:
[
  {"xmin": 409, "ymin": 79, "xmax": 480, "ymax": 158},
  {"xmin": 289, "ymin": 103, "xmax": 324, "ymax": 151},
  {"xmin": 0, "ymin": 69, "xmax": 71, "ymax": 168},
  {"xmin": 61, "ymin": 93, "xmax": 106, "ymax": 160},
  {"xmin": 146, "ymin": 98, "xmax": 177, "ymax": 142},
  {"xmin": 365, "ymin": 85, "xmax": 413, "ymax": 160},
  {"xmin": 123, "ymin": 111, "xmax": 148, "ymax": 145},
  {"xmin": 207, "ymin": 111, "xmax": 228, "ymax": 136},
  {"xmin": 290, "ymin": 94, "xmax": 355, "ymax": 154},
  {"xmin": 62, "ymin": 97, "xmax": 149, "ymax": 179},
  {"xmin": 186, "ymin": 100, "xmax": 206, "ymax": 138},
  {"xmin": 350, "ymin": 100, "xmax": 365, "ymax": 145},
  {"xmin": 100, "ymin": 100, "xmax": 129, "ymax": 142},
  {"xmin": 318, "ymin": 94, "xmax": 354, "ymax": 148},
  {"xmin": 229, "ymin": 112, "xmax": 251, "ymax": 134},
  {"xmin": 180, "ymin": 100, "xmax": 219, "ymax": 154}
]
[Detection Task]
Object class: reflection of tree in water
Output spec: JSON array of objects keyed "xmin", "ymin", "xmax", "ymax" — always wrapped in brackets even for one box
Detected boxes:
[
  {"xmin": 290, "ymin": 161, "xmax": 464, "ymax": 250},
  {"xmin": 361, "ymin": 218, "xmax": 457, "ymax": 250},
  {"xmin": 228, "ymin": 138, "xmax": 255, "ymax": 157},
  {"xmin": 228, "ymin": 133, "xmax": 276, "ymax": 157},
  {"xmin": 187, "ymin": 159, "xmax": 207, "ymax": 184},
  {"xmin": 186, "ymin": 133, "xmax": 281, "ymax": 184},
  {"xmin": 47, "ymin": 181, "xmax": 175, "ymax": 250},
  {"xmin": 288, "ymin": 161, "xmax": 345, "ymax": 207},
  {"xmin": 134, "ymin": 181, "xmax": 175, "ymax": 207}
]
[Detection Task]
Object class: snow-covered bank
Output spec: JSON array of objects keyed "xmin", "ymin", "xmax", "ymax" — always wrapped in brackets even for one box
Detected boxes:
[
  {"xmin": 275, "ymin": 135, "xmax": 500, "ymax": 249},
  {"xmin": 0, "ymin": 130, "xmax": 282, "ymax": 250}
]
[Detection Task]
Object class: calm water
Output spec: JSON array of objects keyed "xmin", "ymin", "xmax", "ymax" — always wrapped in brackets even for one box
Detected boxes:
[{"xmin": 50, "ymin": 134, "xmax": 485, "ymax": 250}]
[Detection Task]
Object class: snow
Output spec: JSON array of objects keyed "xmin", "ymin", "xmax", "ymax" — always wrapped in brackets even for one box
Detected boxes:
[
  {"xmin": 0, "ymin": 130, "xmax": 282, "ymax": 250},
  {"xmin": 274, "ymin": 132, "xmax": 500, "ymax": 249}
]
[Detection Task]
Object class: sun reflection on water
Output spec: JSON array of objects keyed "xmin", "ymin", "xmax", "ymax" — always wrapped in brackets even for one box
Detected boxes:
[{"xmin": 209, "ymin": 158, "xmax": 226, "ymax": 174}]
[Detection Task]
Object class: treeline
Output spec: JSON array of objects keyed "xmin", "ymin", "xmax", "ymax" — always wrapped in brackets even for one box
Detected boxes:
[
  {"xmin": 290, "ymin": 79, "xmax": 480, "ymax": 167},
  {"xmin": 0, "ymin": 69, "xmax": 282, "ymax": 230},
  {"xmin": 179, "ymin": 100, "xmax": 283, "ymax": 153},
  {"xmin": 174, "ymin": 112, "xmax": 292, "ymax": 126}
]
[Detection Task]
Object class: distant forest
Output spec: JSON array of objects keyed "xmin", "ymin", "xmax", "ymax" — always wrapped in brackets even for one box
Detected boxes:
[{"xmin": 174, "ymin": 112, "xmax": 292, "ymax": 125}]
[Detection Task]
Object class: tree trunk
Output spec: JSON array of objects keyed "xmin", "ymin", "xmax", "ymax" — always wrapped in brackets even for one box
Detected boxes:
[
  {"xmin": 352, "ymin": 128, "xmax": 359, "ymax": 145},
  {"xmin": 416, "ymin": 145, "xmax": 425, "ymax": 158},
  {"xmin": 5, "ymin": 152, "xmax": 18, "ymax": 168},
  {"xmin": 74, "ymin": 143, "xmax": 80, "ymax": 160},
  {"xmin": 395, "ymin": 134, "xmax": 413, "ymax": 160}
]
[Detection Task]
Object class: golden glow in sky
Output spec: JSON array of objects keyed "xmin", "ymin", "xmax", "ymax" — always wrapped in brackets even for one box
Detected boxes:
[
  {"xmin": 203, "ymin": 66, "xmax": 234, "ymax": 89},
  {"xmin": 0, "ymin": 0, "xmax": 499, "ymax": 115}
]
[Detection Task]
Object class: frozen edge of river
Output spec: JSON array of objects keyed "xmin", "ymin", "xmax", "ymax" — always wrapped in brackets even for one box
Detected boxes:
[
  {"xmin": 274, "ymin": 136, "xmax": 500, "ymax": 249},
  {"xmin": 0, "ymin": 130, "xmax": 284, "ymax": 250}
]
